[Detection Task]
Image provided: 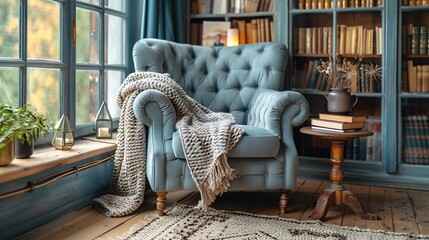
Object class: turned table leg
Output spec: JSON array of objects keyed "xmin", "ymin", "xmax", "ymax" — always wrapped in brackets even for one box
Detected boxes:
[{"xmin": 310, "ymin": 140, "xmax": 378, "ymax": 220}]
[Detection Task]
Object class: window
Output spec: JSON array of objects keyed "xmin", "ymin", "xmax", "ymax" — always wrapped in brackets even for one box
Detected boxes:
[{"xmin": 0, "ymin": 0, "xmax": 128, "ymax": 144}]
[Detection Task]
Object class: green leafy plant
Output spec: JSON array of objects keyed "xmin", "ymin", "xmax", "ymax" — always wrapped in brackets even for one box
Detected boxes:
[{"xmin": 0, "ymin": 104, "xmax": 50, "ymax": 151}]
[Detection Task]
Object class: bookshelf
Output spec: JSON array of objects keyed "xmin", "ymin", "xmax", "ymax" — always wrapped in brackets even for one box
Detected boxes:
[
  {"xmin": 188, "ymin": 0, "xmax": 285, "ymax": 45},
  {"xmin": 289, "ymin": 0, "xmax": 385, "ymax": 173},
  {"xmin": 289, "ymin": 1, "xmax": 428, "ymax": 190},
  {"xmin": 399, "ymin": 2, "xmax": 429, "ymax": 174}
]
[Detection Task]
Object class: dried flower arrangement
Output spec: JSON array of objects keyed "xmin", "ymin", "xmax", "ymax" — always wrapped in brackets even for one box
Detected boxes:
[{"xmin": 316, "ymin": 54, "xmax": 383, "ymax": 90}]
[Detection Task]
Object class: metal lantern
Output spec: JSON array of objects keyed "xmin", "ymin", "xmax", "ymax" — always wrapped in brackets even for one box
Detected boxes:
[
  {"xmin": 95, "ymin": 101, "xmax": 112, "ymax": 139},
  {"xmin": 52, "ymin": 114, "xmax": 75, "ymax": 150}
]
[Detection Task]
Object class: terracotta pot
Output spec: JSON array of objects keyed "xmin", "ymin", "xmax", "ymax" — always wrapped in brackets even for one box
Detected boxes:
[
  {"xmin": 0, "ymin": 138, "xmax": 15, "ymax": 166},
  {"xmin": 324, "ymin": 88, "xmax": 358, "ymax": 114}
]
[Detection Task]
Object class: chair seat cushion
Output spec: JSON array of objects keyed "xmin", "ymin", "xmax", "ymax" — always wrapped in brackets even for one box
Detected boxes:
[{"xmin": 172, "ymin": 124, "xmax": 280, "ymax": 159}]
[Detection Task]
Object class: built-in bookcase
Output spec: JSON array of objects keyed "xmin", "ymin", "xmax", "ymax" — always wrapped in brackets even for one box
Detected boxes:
[
  {"xmin": 288, "ymin": 0, "xmax": 429, "ymax": 189},
  {"xmin": 187, "ymin": 0, "xmax": 285, "ymax": 45},
  {"xmin": 399, "ymin": 2, "xmax": 429, "ymax": 171},
  {"xmin": 289, "ymin": 1, "xmax": 385, "ymax": 169}
]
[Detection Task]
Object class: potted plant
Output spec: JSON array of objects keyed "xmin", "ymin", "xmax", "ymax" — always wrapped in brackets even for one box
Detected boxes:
[{"xmin": 0, "ymin": 104, "xmax": 50, "ymax": 164}]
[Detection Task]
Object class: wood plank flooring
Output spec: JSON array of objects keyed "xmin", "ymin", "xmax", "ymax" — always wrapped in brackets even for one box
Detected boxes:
[{"xmin": 17, "ymin": 179, "xmax": 429, "ymax": 239}]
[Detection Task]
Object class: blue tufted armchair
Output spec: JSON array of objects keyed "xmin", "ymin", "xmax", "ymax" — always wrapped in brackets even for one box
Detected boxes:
[{"xmin": 132, "ymin": 39, "xmax": 309, "ymax": 215}]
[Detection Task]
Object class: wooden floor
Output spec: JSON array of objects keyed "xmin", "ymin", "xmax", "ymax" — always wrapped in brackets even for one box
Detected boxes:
[{"xmin": 17, "ymin": 179, "xmax": 429, "ymax": 239}]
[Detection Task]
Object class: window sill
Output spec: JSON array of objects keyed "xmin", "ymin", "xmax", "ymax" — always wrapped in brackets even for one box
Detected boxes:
[{"xmin": 0, "ymin": 136, "xmax": 117, "ymax": 184}]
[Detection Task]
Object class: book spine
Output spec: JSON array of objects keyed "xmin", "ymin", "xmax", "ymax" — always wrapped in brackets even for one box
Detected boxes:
[
  {"xmin": 307, "ymin": 59, "xmax": 320, "ymax": 89},
  {"xmin": 415, "ymin": 115, "xmax": 429, "ymax": 164},
  {"xmin": 305, "ymin": 28, "xmax": 312, "ymax": 54},
  {"xmin": 352, "ymin": 138, "xmax": 360, "ymax": 160},
  {"xmin": 359, "ymin": 132, "xmax": 367, "ymax": 160},
  {"xmin": 403, "ymin": 116, "xmax": 413, "ymax": 164},
  {"xmin": 366, "ymin": 120, "xmax": 375, "ymax": 161},
  {"xmin": 420, "ymin": 26, "xmax": 428, "ymax": 55},
  {"xmin": 372, "ymin": 120, "xmax": 382, "ymax": 161},
  {"xmin": 406, "ymin": 24, "xmax": 413, "ymax": 55},
  {"xmin": 422, "ymin": 115, "xmax": 429, "ymax": 161},
  {"xmin": 412, "ymin": 26, "xmax": 420, "ymax": 55},
  {"xmin": 327, "ymin": 27, "xmax": 332, "ymax": 54},
  {"xmin": 346, "ymin": 140, "xmax": 353, "ymax": 160},
  {"xmin": 237, "ymin": 20, "xmax": 247, "ymax": 44},
  {"xmin": 406, "ymin": 115, "xmax": 419, "ymax": 164}
]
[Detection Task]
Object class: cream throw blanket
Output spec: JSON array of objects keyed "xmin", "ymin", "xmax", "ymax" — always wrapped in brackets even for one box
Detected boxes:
[{"xmin": 93, "ymin": 72, "xmax": 243, "ymax": 217}]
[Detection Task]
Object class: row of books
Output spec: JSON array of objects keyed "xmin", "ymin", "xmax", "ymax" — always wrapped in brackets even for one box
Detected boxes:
[
  {"xmin": 403, "ymin": 24, "xmax": 429, "ymax": 56},
  {"xmin": 294, "ymin": 60, "xmax": 382, "ymax": 93},
  {"xmin": 297, "ymin": 0, "xmax": 382, "ymax": 10},
  {"xmin": 294, "ymin": 25, "xmax": 382, "ymax": 56},
  {"xmin": 293, "ymin": 27, "xmax": 332, "ymax": 55},
  {"xmin": 402, "ymin": 0, "xmax": 429, "ymax": 6},
  {"xmin": 402, "ymin": 115, "xmax": 429, "ymax": 165},
  {"xmin": 317, "ymin": 118, "xmax": 383, "ymax": 162},
  {"xmin": 293, "ymin": 59, "xmax": 329, "ymax": 91},
  {"xmin": 190, "ymin": 0, "xmax": 273, "ymax": 15},
  {"xmin": 352, "ymin": 63, "xmax": 382, "ymax": 93},
  {"xmin": 352, "ymin": 119, "xmax": 382, "ymax": 162},
  {"xmin": 231, "ymin": 19, "xmax": 274, "ymax": 44},
  {"xmin": 338, "ymin": 25, "xmax": 382, "ymax": 55},
  {"xmin": 190, "ymin": 19, "xmax": 274, "ymax": 46},
  {"xmin": 404, "ymin": 60, "xmax": 429, "ymax": 93}
]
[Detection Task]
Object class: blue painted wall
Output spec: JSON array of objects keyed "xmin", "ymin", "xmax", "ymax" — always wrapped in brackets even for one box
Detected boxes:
[{"xmin": 0, "ymin": 152, "xmax": 114, "ymax": 240}]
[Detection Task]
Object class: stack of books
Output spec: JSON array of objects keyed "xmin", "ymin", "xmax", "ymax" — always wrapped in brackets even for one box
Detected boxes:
[{"xmin": 311, "ymin": 113, "xmax": 367, "ymax": 133}]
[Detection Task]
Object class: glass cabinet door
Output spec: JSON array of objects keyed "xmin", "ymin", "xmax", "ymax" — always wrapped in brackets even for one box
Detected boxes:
[{"xmin": 400, "ymin": 3, "xmax": 429, "ymax": 169}]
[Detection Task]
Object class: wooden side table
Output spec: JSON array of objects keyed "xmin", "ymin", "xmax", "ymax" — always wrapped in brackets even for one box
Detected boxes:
[{"xmin": 300, "ymin": 126, "xmax": 378, "ymax": 221}]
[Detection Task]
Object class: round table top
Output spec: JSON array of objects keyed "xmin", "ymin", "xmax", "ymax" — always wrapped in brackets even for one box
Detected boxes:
[{"xmin": 300, "ymin": 126, "xmax": 373, "ymax": 141}]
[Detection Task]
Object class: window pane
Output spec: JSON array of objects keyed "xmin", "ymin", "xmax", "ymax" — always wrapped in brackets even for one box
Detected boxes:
[
  {"xmin": 76, "ymin": 8, "xmax": 99, "ymax": 64},
  {"xmin": 27, "ymin": 68, "xmax": 60, "ymax": 124},
  {"xmin": 0, "ymin": 0, "xmax": 19, "ymax": 58},
  {"xmin": 0, "ymin": 67, "xmax": 19, "ymax": 105},
  {"xmin": 76, "ymin": 70, "xmax": 99, "ymax": 124},
  {"xmin": 78, "ymin": 0, "xmax": 100, "ymax": 6},
  {"xmin": 105, "ymin": 0, "xmax": 126, "ymax": 12},
  {"xmin": 105, "ymin": 14, "xmax": 125, "ymax": 64},
  {"xmin": 105, "ymin": 70, "xmax": 123, "ymax": 119},
  {"xmin": 27, "ymin": 0, "xmax": 60, "ymax": 60}
]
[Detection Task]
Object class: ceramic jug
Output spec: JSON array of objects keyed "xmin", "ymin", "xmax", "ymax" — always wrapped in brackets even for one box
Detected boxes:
[{"xmin": 324, "ymin": 88, "xmax": 358, "ymax": 114}]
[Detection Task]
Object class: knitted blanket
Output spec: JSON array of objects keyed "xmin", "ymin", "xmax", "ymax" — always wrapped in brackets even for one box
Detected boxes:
[{"xmin": 93, "ymin": 72, "xmax": 243, "ymax": 217}]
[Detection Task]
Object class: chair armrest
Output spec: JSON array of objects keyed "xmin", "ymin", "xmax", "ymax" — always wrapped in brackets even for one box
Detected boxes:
[
  {"xmin": 248, "ymin": 90, "xmax": 309, "ymax": 189},
  {"xmin": 133, "ymin": 89, "xmax": 177, "ymax": 141},
  {"xmin": 248, "ymin": 90, "xmax": 309, "ymax": 134}
]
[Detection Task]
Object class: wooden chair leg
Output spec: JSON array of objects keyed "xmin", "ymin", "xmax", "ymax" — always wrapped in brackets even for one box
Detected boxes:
[
  {"xmin": 156, "ymin": 192, "xmax": 167, "ymax": 216},
  {"xmin": 279, "ymin": 190, "xmax": 289, "ymax": 214}
]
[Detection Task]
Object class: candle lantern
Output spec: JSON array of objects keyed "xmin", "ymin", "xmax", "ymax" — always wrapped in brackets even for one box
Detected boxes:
[
  {"xmin": 227, "ymin": 28, "xmax": 239, "ymax": 46},
  {"xmin": 95, "ymin": 101, "xmax": 112, "ymax": 139},
  {"xmin": 52, "ymin": 114, "xmax": 75, "ymax": 150}
]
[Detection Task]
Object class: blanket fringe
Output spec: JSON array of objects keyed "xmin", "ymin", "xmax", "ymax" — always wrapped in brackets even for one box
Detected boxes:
[{"xmin": 196, "ymin": 154, "xmax": 235, "ymax": 211}]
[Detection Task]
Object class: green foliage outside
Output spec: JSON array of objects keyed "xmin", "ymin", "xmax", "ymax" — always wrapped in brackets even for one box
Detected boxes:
[{"xmin": 0, "ymin": 0, "xmax": 102, "ymax": 125}]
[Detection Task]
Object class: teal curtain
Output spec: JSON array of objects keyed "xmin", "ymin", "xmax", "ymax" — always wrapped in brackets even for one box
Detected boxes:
[
  {"xmin": 139, "ymin": 0, "xmax": 187, "ymax": 43},
  {"xmin": 128, "ymin": 0, "xmax": 187, "ymax": 72}
]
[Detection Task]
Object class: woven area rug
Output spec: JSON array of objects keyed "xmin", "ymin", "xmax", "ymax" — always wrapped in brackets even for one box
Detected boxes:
[{"xmin": 116, "ymin": 204, "xmax": 428, "ymax": 240}]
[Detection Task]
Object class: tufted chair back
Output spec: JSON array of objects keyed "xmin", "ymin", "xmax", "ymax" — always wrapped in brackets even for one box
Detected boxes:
[{"xmin": 133, "ymin": 39, "xmax": 288, "ymax": 124}]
